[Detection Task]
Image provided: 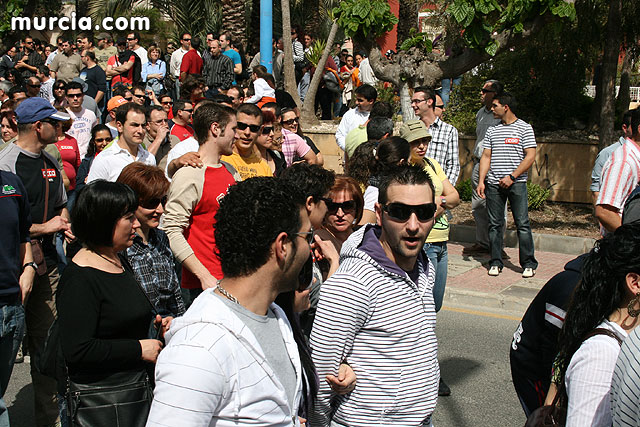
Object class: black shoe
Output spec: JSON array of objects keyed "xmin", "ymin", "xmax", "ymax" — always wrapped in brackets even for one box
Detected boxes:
[{"xmin": 438, "ymin": 377, "xmax": 451, "ymax": 396}]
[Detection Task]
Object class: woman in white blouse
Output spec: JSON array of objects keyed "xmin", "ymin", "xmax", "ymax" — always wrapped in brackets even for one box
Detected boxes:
[{"xmin": 554, "ymin": 223, "xmax": 640, "ymax": 427}]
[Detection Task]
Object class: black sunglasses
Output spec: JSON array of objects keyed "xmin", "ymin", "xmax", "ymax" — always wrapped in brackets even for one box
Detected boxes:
[
  {"xmin": 41, "ymin": 119, "xmax": 61, "ymax": 127},
  {"xmin": 237, "ymin": 121, "xmax": 261, "ymax": 133},
  {"xmin": 124, "ymin": 97, "xmax": 133, "ymax": 101},
  {"xmin": 261, "ymin": 126, "xmax": 273, "ymax": 135},
  {"xmin": 382, "ymin": 202, "xmax": 436, "ymax": 222},
  {"xmin": 481, "ymin": 88, "xmax": 495, "ymax": 94},
  {"xmin": 28, "ymin": 84, "xmax": 41, "ymax": 88},
  {"xmin": 182, "ymin": 38, "xmax": 191, "ymax": 42},
  {"xmin": 94, "ymin": 137, "xmax": 112, "ymax": 143},
  {"xmin": 282, "ymin": 118, "xmax": 299, "ymax": 126},
  {"xmin": 161, "ymin": 101, "xmax": 173, "ymax": 105},
  {"xmin": 291, "ymin": 228, "xmax": 315, "ymax": 245},
  {"xmin": 326, "ymin": 200, "xmax": 356, "ymax": 215},
  {"xmin": 140, "ymin": 195, "xmax": 167, "ymax": 210}
]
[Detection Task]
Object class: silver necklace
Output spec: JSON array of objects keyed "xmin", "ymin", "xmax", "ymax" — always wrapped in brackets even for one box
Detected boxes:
[{"xmin": 216, "ymin": 280, "xmax": 239, "ymax": 304}]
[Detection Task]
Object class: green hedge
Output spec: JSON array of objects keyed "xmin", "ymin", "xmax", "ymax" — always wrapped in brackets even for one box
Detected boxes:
[{"xmin": 455, "ymin": 178, "xmax": 550, "ymax": 210}]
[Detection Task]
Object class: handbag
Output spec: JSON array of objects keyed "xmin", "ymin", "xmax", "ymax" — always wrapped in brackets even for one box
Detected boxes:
[
  {"xmin": 67, "ymin": 370, "xmax": 153, "ymax": 427},
  {"xmin": 524, "ymin": 328, "xmax": 623, "ymax": 427}
]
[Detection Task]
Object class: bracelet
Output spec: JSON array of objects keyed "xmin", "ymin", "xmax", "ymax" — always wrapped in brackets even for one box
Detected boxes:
[
  {"xmin": 508, "ymin": 174, "xmax": 516, "ymax": 181},
  {"xmin": 23, "ymin": 261, "xmax": 37, "ymax": 272}
]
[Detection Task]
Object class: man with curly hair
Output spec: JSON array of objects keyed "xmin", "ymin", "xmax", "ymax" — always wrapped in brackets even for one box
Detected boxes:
[{"xmin": 147, "ymin": 177, "xmax": 310, "ymax": 425}]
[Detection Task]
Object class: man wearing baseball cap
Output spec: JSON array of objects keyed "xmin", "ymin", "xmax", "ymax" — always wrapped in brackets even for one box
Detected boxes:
[
  {"xmin": 0, "ymin": 97, "xmax": 72, "ymax": 426},
  {"xmin": 105, "ymin": 95, "xmax": 129, "ymax": 138}
]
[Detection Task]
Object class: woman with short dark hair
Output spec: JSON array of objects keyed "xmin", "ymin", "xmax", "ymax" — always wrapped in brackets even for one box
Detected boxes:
[
  {"xmin": 57, "ymin": 180, "xmax": 168, "ymax": 426},
  {"xmin": 117, "ymin": 163, "xmax": 185, "ymax": 317}
]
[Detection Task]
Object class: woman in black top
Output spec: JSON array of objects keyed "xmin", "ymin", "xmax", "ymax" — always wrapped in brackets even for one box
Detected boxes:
[{"xmin": 57, "ymin": 181, "xmax": 168, "ymax": 424}]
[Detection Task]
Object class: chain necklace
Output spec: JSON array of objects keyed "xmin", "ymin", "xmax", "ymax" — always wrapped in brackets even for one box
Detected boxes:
[
  {"xmin": 216, "ymin": 280, "xmax": 239, "ymax": 304},
  {"xmin": 94, "ymin": 251, "xmax": 124, "ymax": 271}
]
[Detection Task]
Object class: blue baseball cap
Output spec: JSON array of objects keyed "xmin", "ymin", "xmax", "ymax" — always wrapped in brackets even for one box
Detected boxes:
[{"xmin": 15, "ymin": 97, "xmax": 70, "ymax": 124}]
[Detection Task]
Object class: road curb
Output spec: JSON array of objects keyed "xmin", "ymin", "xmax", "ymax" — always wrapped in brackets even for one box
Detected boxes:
[
  {"xmin": 443, "ymin": 287, "xmax": 529, "ymax": 318},
  {"xmin": 450, "ymin": 224, "xmax": 595, "ymax": 256}
]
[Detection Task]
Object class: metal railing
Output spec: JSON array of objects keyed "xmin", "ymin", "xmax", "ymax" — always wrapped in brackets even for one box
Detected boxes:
[{"xmin": 585, "ymin": 85, "xmax": 640, "ymax": 101}]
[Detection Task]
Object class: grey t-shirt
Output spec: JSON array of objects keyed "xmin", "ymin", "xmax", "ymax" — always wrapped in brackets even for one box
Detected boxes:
[
  {"xmin": 475, "ymin": 107, "xmax": 501, "ymax": 159},
  {"xmin": 216, "ymin": 294, "xmax": 297, "ymax": 410}
]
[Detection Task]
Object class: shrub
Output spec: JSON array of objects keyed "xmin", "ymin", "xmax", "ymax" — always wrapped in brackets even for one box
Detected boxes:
[
  {"xmin": 456, "ymin": 178, "xmax": 473, "ymax": 202},
  {"xmin": 527, "ymin": 181, "xmax": 551, "ymax": 210}
]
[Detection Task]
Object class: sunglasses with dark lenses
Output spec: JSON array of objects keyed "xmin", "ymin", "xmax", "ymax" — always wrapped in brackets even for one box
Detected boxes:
[
  {"xmin": 382, "ymin": 202, "xmax": 437, "ymax": 222},
  {"xmin": 124, "ymin": 97, "xmax": 133, "ymax": 101},
  {"xmin": 94, "ymin": 137, "xmax": 112, "ymax": 143},
  {"xmin": 481, "ymin": 88, "xmax": 495, "ymax": 94},
  {"xmin": 181, "ymin": 109, "xmax": 193, "ymax": 113},
  {"xmin": 261, "ymin": 126, "xmax": 274, "ymax": 135},
  {"xmin": 292, "ymin": 228, "xmax": 315, "ymax": 245},
  {"xmin": 282, "ymin": 118, "xmax": 299, "ymax": 126},
  {"xmin": 326, "ymin": 200, "xmax": 356, "ymax": 215},
  {"xmin": 182, "ymin": 38, "xmax": 191, "ymax": 42},
  {"xmin": 161, "ymin": 101, "xmax": 173, "ymax": 105},
  {"xmin": 140, "ymin": 196, "xmax": 168, "ymax": 210},
  {"xmin": 41, "ymin": 119, "xmax": 61, "ymax": 127},
  {"xmin": 28, "ymin": 84, "xmax": 41, "ymax": 88},
  {"xmin": 237, "ymin": 121, "xmax": 261, "ymax": 133}
]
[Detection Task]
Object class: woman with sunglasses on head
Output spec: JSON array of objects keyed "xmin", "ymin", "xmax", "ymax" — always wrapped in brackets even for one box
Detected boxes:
[
  {"xmin": 57, "ymin": 180, "xmax": 169, "ymax": 426},
  {"xmin": 317, "ymin": 176, "xmax": 364, "ymax": 253},
  {"xmin": 347, "ymin": 137, "xmax": 411, "ymax": 225},
  {"xmin": 75, "ymin": 124, "xmax": 112, "ymax": 194},
  {"xmin": 117, "ymin": 163, "xmax": 185, "ymax": 317}
]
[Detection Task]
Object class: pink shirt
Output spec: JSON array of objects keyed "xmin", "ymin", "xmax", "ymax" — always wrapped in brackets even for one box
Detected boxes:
[
  {"xmin": 281, "ymin": 128, "xmax": 311, "ymax": 166},
  {"xmin": 597, "ymin": 139, "xmax": 640, "ymax": 211},
  {"xmin": 55, "ymin": 135, "xmax": 81, "ymax": 190}
]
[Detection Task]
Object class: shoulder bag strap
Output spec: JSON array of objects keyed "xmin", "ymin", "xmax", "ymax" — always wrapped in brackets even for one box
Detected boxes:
[
  {"xmin": 42, "ymin": 158, "xmax": 50, "ymax": 224},
  {"xmin": 584, "ymin": 327, "xmax": 624, "ymax": 346}
]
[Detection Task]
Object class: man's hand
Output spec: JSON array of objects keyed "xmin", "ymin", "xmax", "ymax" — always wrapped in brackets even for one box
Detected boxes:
[
  {"xmin": 312, "ymin": 235, "xmax": 339, "ymax": 277},
  {"xmin": 177, "ymin": 152, "xmax": 203, "ymax": 169},
  {"xmin": 499, "ymin": 175, "xmax": 514, "ymax": 189},
  {"xmin": 45, "ymin": 216, "xmax": 70, "ymax": 234},
  {"xmin": 199, "ymin": 272, "xmax": 218, "ymax": 290},
  {"xmin": 155, "ymin": 123, "xmax": 170, "ymax": 142},
  {"xmin": 327, "ymin": 363, "xmax": 357, "ymax": 395},
  {"xmin": 477, "ymin": 182, "xmax": 486, "ymax": 199}
]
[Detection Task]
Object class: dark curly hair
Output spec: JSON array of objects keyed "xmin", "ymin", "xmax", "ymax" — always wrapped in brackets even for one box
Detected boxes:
[
  {"xmin": 347, "ymin": 137, "xmax": 410, "ymax": 188},
  {"xmin": 215, "ymin": 177, "xmax": 306, "ymax": 278},
  {"xmin": 556, "ymin": 222, "xmax": 640, "ymax": 384},
  {"xmin": 279, "ymin": 163, "xmax": 335, "ymax": 201}
]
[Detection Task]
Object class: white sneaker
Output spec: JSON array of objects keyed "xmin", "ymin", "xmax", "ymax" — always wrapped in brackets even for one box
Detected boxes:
[
  {"xmin": 488, "ymin": 266, "xmax": 501, "ymax": 276},
  {"xmin": 522, "ymin": 268, "xmax": 536, "ymax": 278}
]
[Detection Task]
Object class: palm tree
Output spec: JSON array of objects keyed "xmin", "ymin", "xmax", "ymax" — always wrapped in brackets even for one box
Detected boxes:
[
  {"xmin": 222, "ymin": 0, "xmax": 247, "ymax": 50},
  {"xmin": 397, "ymin": 0, "xmax": 418, "ymax": 51},
  {"xmin": 281, "ymin": 0, "xmax": 303, "ymax": 107}
]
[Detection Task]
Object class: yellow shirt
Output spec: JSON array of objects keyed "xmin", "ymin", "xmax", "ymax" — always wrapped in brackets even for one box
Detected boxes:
[
  {"xmin": 221, "ymin": 151, "xmax": 273, "ymax": 180},
  {"xmin": 416, "ymin": 157, "xmax": 449, "ymax": 243}
]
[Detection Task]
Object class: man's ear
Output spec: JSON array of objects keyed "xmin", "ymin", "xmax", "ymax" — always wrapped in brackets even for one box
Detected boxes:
[
  {"xmin": 115, "ymin": 120, "xmax": 124, "ymax": 134},
  {"xmin": 305, "ymin": 195, "xmax": 314, "ymax": 216},
  {"xmin": 273, "ymin": 231, "xmax": 289, "ymax": 264},
  {"xmin": 375, "ymin": 202, "xmax": 383, "ymax": 227},
  {"xmin": 210, "ymin": 122, "xmax": 219, "ymax": 138}
]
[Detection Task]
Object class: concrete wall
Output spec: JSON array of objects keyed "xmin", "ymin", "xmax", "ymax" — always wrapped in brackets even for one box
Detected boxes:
[{"xmin": 305, "ymin": 121, "xmax": 599, "ymax": 204}]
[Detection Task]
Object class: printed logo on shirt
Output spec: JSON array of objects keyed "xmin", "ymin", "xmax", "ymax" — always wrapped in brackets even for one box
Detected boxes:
[
  {"xmin": 2, "ymin": 185, "xmax": 16, "ymax": 195},
  {"xmin": 42, "ymin": 168, "xmax": 57, "ymax": 179},
  {"xmin": 505, "ymin": 137, "xmax": 520, "ymax": 145}
]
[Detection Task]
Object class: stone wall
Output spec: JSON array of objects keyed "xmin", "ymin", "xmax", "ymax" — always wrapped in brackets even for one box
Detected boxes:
[{"xmin": 304, "ymin": 121, "xmax": 599, "ymax": 204}]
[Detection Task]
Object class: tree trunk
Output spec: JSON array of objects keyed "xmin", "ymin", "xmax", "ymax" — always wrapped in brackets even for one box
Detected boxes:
[
  {"xmin": 616, "ymin": 49, "xmax": 632, "ymax": 115},
  {"xmin": 222, "ymin": 0, "xmax": 247, "ymax": 52},
  {"xmin": 397, "ymin": 0, "xmax": 418, "ymax": 51},
  {"xmin": 281, "ymin": 0, "xmax": 303, "ymax": 108},
  {"xmin": 301, "ymin": 20, "xmax": 339, "ymax": 125},
  {"xmin": 589, "ymin": 62, "xmax": 603, "ymax": 129},
  {"xmin": 598, "ymin": 0, "xmax": 622, "ymax": 151},
  {"xmin": 399, "ymin": 81, "xmax": 415, "ymax": 120}
]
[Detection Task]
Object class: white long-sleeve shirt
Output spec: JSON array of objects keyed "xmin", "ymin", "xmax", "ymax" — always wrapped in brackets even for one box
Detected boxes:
[
  {"xmin": 245, "ymin": 78, "xmax": 275, "ymax": 104},
  {"xmin": 335, "ymin": 107, "xmax": 369, "ymax": 151},
  {"xmin": 169, "ymin": 48, "xmax": 189, "ymax": 78},
  {"xmin": 147, "ymin": 290, "xmax": 302, "ymax": 426},
  {"xmin": 565, "ymin": 320, "xmax": 626, "ymax": 427}
]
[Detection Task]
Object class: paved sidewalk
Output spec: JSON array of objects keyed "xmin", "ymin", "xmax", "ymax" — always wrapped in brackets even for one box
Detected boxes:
[{"xmin": 443, "ymin": 242, "xmax": 579, "ymax": 317}]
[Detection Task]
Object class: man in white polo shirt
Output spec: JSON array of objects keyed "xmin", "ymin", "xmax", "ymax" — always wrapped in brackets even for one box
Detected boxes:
[
  {"xmin": 87, "ymin": 103, "xmax": 156, "ymax": 182},
  {"xmin": 477, "ymin": 92, "xmax": 538, "ymax": 278}
]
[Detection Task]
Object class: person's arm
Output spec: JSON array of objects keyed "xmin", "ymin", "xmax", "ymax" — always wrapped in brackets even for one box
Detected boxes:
[
  {"xmin": 232, "ymin": 54, "xmax": 242, "ymax": 75},
  {"xmin": 105, "ymin": 62, "xmax": 118, "ymax": 77},
  {"xmin": 167, "ymin": 152, "xmax": 203, "ymax": 179},
  {"xmin": 334, "ymin": 112, "xmax": 350, "ymax": 151},
  {"xmin": 446, "ymin": 126, "xmax": 460, "ymax": 185},
  {"xmin": 163, "ymin": 168, "xmax": 217, "ymax": 290},
  {"xmin": 112, "ymin": 57, "xmax": 134, "ymax": 73},
  {"xmin": 61, "ymin": 168, "xmax": 70, "ymax": 191},
  {"xmin": 30, "ymin": 216, "xmax": 69, "ymax": 238},
  {"xmin": 147, "ymin": 127, "xmax": 169, "ymax": 157},
  {"xmin": 477, "ymin": 148, "xmax": 492, "ymax": 199},
  {"xmin": 309, "ymin": 272, "xmax": 369, "ymax": 426},
  {"xmin": 499, "ymin": 147, "xmax": 536, "ymax": 189},
  {"xmin": 440, "ymin": 178, "xmax": 460, "ymax": 210},
  {"xmin": 17, "ymin": 182, "xmax": 34, "ymax": 304},
  {"xmin": 595, "ymin": 204, "xmax": 622, "ymax": 232},
  {"xmin": 141, "ymin": 62, "xmax": 149, "ymax": 82}
]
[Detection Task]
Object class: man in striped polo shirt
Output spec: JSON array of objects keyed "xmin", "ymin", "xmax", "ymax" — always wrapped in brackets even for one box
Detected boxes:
[
  {"xmin": 595, "ymin": 108, "xmax": 640, "ymax": 233},
  {"xmin": 477, "ymin": 92, "xmax": 538, "ymax": 277},
  {"xmin": 310, "ymin": 164, "xmax": 439, "ymax": 426}
]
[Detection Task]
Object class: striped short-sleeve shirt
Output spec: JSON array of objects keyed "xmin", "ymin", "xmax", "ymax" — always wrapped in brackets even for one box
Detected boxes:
[
  {"xmin": 596, "ymin": 139, "xmax": 640, "ymax": 210},
  {"xmin": 483, "ymin": 119, "xmax": 536, "ymax": 185}
]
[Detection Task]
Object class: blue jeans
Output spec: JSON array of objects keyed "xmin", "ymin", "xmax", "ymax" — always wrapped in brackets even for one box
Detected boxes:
[
  {"xmin": 424, "ymin": 242, "xmax": 448, "ymax": 312},
  {"xmin": 438, "ymin": 76, "xmax": 462, "ymax": 106},
  {"xmin": 485, "ymin": 182, "xmax": 538, "ymax": 270},
  {"xmin": 0, "ymin": 301, "xmax": 25, "ymax": 427}
]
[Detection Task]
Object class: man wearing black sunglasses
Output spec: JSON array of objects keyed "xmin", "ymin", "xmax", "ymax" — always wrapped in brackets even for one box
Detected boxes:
[{"xmin": 310, "ymin": 164, "xmax": 440, "ymax": 427}]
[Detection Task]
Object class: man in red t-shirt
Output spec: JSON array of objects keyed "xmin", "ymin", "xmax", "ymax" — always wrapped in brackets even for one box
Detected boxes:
[
  {"xmin": 105, "ymin": 38, "xmax": 136, "ymax": 88},
  {"xmin": 170, "ymin": 100, "xmax": 194, "ymax": 141},
  {"xmin": 163, "ymin": 102, "xmax": 240, "ymax": 305},
  {"xmin": 180, "ymin": 36, "xmax": 203, "ymax": 82}
]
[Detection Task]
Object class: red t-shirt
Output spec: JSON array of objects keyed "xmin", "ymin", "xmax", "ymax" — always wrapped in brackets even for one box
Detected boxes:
[
  {"xmin": 55, "ymin": 136, "xmax": 81, "ymax": 190},
  {"xmin": 108, "ymin": 53, "xmax": 136, "ymax": 87},
  {"xmin": 180, "ymin": 50, "xmax": 203, "ymax": 80},
  {"xmin": 170, "ymin": 123, "xmax": 194, "ymax": 141}
]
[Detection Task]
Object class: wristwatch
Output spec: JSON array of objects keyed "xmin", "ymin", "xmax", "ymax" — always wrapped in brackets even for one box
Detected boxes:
[
  {"xmin": 23, "ymin": 262, "xmax": 38, "ymax": 272},
  {"xmin": 508, "ymin": 174, "xmax": 516, "ymax": 181}
]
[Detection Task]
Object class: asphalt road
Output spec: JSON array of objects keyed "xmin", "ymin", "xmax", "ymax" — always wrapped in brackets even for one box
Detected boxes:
[{"xmin": 4, "ymin": 306, "xmax": 526, "ymax": 427}]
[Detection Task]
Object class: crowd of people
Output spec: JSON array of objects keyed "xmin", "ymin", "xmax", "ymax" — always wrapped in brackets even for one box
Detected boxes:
[{"xmin": 0, "ymin": 28, "xmax": 639, "ymax": 427}]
